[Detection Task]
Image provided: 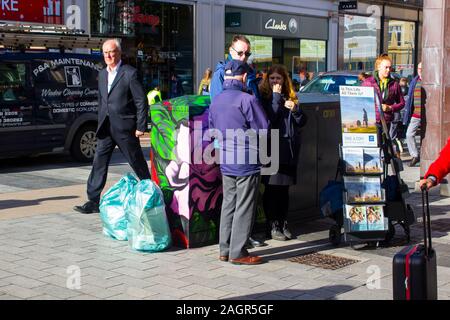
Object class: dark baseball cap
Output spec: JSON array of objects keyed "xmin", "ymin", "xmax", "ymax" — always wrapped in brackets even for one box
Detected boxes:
[{"xmin": 224, "ymin": 60, "xmax": 250, "ymax": 76}]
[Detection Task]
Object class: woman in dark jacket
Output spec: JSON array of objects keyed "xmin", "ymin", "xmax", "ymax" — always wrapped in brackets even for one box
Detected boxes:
[
  {"xmin": 361, "ymin": 54, "xmax": 405, "ymax": 156},
  {"xmin": 259, "ymin": 65, "xmax": 306, "ymax": 241}
]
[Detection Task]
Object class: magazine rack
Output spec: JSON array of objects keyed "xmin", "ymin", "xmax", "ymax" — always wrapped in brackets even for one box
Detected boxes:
[
  {"xmin": 339, "ymin": 145, "xmax": 390, "ymax": 247},
  {"xmin": 329, "ymin": 86, "xmax": 415, "ymax": 248}
]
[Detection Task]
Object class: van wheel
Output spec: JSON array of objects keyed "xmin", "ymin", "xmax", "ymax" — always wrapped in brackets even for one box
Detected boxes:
[{"xmin": 71, "ymin": 124, "xmax": 97, "ymax": 162}]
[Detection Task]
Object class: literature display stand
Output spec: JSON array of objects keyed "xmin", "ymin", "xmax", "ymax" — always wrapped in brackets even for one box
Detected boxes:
[{"xmin": 328, "ymin": 86, "xmax": 415, "ymax": 247}]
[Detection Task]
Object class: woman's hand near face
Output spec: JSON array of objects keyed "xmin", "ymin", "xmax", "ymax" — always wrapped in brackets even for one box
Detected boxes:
[
  {"xmin": 272, "ymin": 83, "xmax": 282, "ymax": 94},
  {"xmin": 284, "ymin": 100, "xmax": 297, "ymax": 111}
]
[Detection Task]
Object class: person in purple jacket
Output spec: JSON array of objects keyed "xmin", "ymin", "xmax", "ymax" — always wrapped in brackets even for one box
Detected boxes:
[
  {"xmin": 361, "ymin": 54, "xmax": 405, "ymax": 157},
  {"xmin": 208, "ymin": 60, "xmax": 269, "ymax": 265}
]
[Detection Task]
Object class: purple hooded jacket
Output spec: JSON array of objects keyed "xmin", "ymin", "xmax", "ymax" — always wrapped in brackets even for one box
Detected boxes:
[
  {"xmin": 208, "ymin": 79, "xmax": 269, "ymax": 177},
  {"xmin": 361, "ymin": 74, "xmax": 405, "ymax": 124}
]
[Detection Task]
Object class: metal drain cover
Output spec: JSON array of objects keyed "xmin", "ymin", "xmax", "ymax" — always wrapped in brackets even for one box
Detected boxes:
[{"xmin": 288, "ymin": 252, "xmax": 360, "ymax": 270}]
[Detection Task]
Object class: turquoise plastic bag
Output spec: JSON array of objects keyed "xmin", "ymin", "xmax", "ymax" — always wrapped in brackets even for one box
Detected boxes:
[
  {"xmin": 126, "ymin": 179, "xmax": 171, "ymax": 252},
  {"xmin": 99, "ymin": 173, "xmax": 138, "ymax": 240}
]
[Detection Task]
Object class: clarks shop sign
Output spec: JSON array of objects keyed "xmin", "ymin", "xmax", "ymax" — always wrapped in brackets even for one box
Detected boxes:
[
  {"xmin": 262, "ymin": 13, "xmax": 299, "ymax": 37},
  {"xmin": 264, "ymin": 17, "xmax": 298, "ymax": 34},
  {"xmin": 225, "ymin": 8, "xmax": 328, "ymax": 40}
]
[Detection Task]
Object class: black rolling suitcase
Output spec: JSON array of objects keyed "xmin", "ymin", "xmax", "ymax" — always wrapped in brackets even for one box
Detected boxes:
[{"xmin": 392, "ymin": 189, "xmax": 437, "ymax": 300}]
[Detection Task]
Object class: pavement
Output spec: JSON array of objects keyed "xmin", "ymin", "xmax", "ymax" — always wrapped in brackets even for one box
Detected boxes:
[{"xmin": 0, "ymin": 143, "xmax": 450, "ymax": 301}]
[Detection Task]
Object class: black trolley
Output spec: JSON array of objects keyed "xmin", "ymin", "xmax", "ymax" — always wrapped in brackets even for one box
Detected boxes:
[{"xmin": 328, "ymin": 95, "xmax": 416, "ymax": 248}]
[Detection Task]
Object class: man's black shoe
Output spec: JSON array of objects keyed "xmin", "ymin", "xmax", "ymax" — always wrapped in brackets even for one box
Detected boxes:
[
  {"xmin": 246, "ymin": 237, "xmax": 266, "ymax": 248},
  {"xmin": 74, "ymin": 201, "xmax": 99, "ymax": 214}
]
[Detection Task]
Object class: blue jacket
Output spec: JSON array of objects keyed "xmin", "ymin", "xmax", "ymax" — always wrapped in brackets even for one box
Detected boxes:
[
  {"xmin": 209, "ymin": 56, "xmax": 260, "ymax": 103},
  {"xmin": 208, "ymin": 79, "xmax": 269, "ymax": 176},
  {"xmin": 402, "ymin": 75, "xmax": 420, "ymax": 126}
]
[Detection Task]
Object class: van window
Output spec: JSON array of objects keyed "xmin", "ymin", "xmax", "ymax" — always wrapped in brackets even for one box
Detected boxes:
[{"xmin": 0, "ymin": 63, "xmax": 27, "ymax": 102}]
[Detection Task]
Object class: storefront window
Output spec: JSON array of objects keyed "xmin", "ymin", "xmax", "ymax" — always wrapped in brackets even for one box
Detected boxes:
[
  {"xmin": 225, "ymin": 34, "xmax": 326, "ymax": 83},
  {"xmin": 387, "ymin": 20, "xmax": 415, "ymax": 79},
  {"xmin": 339, "ymin": 14, "xmax": 380, "ymax": 71},
  {"xmin": 90, "ymin": 0, "xmax": 194, "ymax": 98},
  {"xmin": 299, "ymin": 39, "xmax": 326, "ymax": 76}
]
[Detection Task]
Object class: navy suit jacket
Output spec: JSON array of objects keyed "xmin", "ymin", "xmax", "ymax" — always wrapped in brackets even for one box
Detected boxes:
[{"xmin": 97, "ymin": 64, "xmax": 148, "ymax": 137}]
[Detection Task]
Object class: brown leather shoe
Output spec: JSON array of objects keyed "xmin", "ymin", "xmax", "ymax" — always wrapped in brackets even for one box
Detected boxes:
[
  {"xmin": 230, "ymin": 255, "xmax": 263, "ymax": 265},
  {"xmin": 219, "ymin": 255, "xmax": 229, "ymax": 262}
]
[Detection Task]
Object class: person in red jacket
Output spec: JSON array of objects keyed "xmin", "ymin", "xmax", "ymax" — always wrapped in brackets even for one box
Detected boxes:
[{"xmin": 419, "ymin": 137, "xmax": 450, "ymax": 190}]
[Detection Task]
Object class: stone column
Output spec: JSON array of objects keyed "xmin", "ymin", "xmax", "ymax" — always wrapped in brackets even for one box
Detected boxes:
[{"xmin": 421, "ymin": 0, "xmax": 450, "ymax": 195}]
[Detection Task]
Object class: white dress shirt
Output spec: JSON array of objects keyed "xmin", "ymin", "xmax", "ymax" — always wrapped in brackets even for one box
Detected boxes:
[{"xmin": 107, "ymin": 60, "xmax": 122, "ymax": 94}]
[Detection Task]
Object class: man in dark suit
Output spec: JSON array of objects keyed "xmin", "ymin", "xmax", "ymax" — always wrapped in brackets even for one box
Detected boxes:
[{"xmin": 74, "ymin": 39, "xmax": 151, "ymax": 214}]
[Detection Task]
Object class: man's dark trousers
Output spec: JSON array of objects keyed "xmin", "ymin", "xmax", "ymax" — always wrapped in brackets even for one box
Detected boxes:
[
  {"xmin": 87, "ymin": 118, "xmax": 150, "ymax": 204},
  {"xmin": 219, "ymin": 173, "xmax": 261, "ymax": 260}
]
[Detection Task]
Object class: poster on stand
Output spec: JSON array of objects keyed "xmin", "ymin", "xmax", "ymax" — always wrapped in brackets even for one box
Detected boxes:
[
  {"xmin": 364, "ymin": 148, "xmax": 383, "ymax": 173},
  {"xmin": 345, "ymin": 205, "xmax": 368, "ymax": 231},
  {"xmin": 340, "ymin": 86, "xmax": 378, "ymax": 147},
  {"xmin": 344, "ymin": 176, "xmax": 365, "ymax": 203},
  {"xmin": 344, "ymin": 176, "xmax": 384, "ymax": 203},
  {"xmin": 364, "ymin": 177, "xmax": 384, "ymax": 202},
  {"xmin": 366, "ymin": 205, "xmax": 385, "ymax": 230},
  {"xmin": 342, "ymin": 147, "xmax": 364, "ymax": 173}
]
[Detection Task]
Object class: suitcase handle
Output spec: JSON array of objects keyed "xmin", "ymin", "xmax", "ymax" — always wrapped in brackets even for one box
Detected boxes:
[{"xmin": 422, "ymin": 189, "xmax": 433, "ymax": 256}]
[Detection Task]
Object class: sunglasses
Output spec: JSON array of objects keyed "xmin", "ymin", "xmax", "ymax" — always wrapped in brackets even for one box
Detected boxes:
[{"xmin": 231, "ymin": 46, "xmax": 252, "ymax": 58}]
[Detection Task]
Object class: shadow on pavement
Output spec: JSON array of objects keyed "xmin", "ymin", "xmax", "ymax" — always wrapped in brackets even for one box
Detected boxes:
[
  {"xmin": 0, "ymin": 196, "xmax": 78, "ymax": 210},
  {"xmin": 0, "ymin": 147, "xmax": 151, "ymax": 174},
  {"xmin": 253, "ymin": 239, "xmax": 334, "ymax": 261},
  {"xmin": 222, "ymin": 285, "xmax": 355, "ymax": 300}
]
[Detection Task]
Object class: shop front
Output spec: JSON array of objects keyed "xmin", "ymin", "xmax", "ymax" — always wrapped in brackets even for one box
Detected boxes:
[
  {"xmin": 90, "ymin": 0, "xmax": 194, "ymax": 99},
  {"xmin": 338, "ymin": 1, "xmax": 422, "ymax": 80},
  {"xmin": 224, "ymin": 7, "xmax": 329, "ymax": 82}
]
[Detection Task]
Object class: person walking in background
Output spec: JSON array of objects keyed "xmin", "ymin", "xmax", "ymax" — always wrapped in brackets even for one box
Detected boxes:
[
  {"xmin": 399, "ymin": 77, "xmax": 409, "ymax": 97},
  {"xmin": 361, "ymin": 54, "xmax": 405, "ymax": 157},
  {"xmin": 299, "ymin": 69, "xmax": 310, "ymax": 88},
  {"xmin": 210, "ymin": 35, "xmax": 260, "ymax": 102},
  {"xmin": 258, "ymin": 64, "xmax": 306, "ymax": 241},
  {"xmin": 169, "ymin": 72, "xmax": 184, "ymax": 98},
  {"xmin": 147, "ymin": 84, "xmax": 162, "ymax": 105},
  {"xmin": 358, "ymin": 72, "xmax": 370, "ymax": 82},
  {"xmin": 198, "ymin": 68, "xmax": 212, "ymax": 95},
  {"xmin": 403, "ymin": 62, "xmax": 426, "ymax": 167},
  {"xmin": 419, "ymin": 137, "xmax": 450, "ymax": 190},
  {"xmin": 208, "ymin": 60, "xmax": 269, "ymax": 265},
  {"xmin": 74, "ymin": 39, "xmax": 151, "ymax": 214}
]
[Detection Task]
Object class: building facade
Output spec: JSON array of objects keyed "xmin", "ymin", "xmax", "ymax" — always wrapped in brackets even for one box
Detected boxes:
[
  {"xmin": 338, "ymin": 0, "xmax": 423, "ymax": 79},
  {"xmin": 197, "ymin": 0, "xmax": 338, "ymax": 88},
  {"xmin": 0, "ymin": 0, "xmax": 423, "ymax": 96}
]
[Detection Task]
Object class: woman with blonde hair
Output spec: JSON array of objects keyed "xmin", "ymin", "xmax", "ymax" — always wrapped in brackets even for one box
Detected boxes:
[
  {"xmin": 198, "ymin": 67, "xmax": 212, "ymax": 95},
  {"xmin": 259, "ymin": 64, "xmax": 306, "ymax": 241}
]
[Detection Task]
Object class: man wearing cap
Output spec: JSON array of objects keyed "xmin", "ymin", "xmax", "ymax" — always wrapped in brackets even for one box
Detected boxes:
[
  {"xmin": 208, "ymin": 60, "xmax": 269, "ymax": 265},
  {"xmin": 210, "ymin": 35, "xmax": 265, "ymax": 249}
]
